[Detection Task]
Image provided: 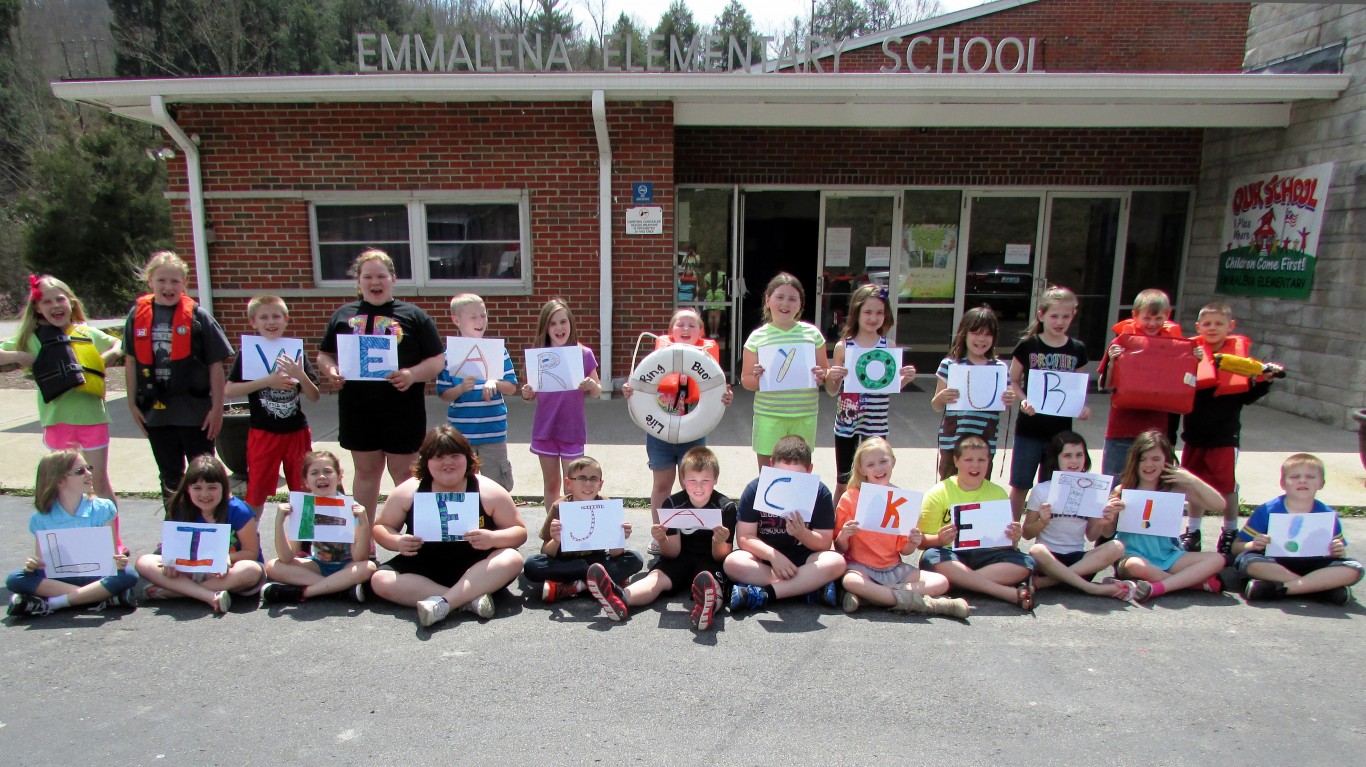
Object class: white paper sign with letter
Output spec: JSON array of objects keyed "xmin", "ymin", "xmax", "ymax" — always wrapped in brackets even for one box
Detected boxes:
[
  {"xmin": 38, "ymin": 527, "xmax": 117, "ymax": 579},
  {"xmin": 659, "ymin": 507, "xmax": 724, "ymax": 533},
  {"xmin": 412, "ymin": 493, "xmax": 479, "ymax": 542},
  {"xmin": 285, "ymin": 493, "xmax": 357, "ymax": 544},
  {"xmin": 853, "ymin": 484, "xmax": 923, "ymax": 536},
  {"xmin": 845, "ymin": 347, "xmax": 904, "ymax": 395},
  {"xmin": 160, "ymin": 522, "xmax": 231, "ymax": 574},
  {"xmin": 337, "ymin": 334, "xmax": 397, "ymax": 380},
  {"xmin": 447, "ymin": 337, "xmax": 506, "ymax": 381},
  {"xmin": 952, "ymin": 500, "xmax": 1014, "ymax": 549},
  {"xmin": 1027, "ymin": 370, "xmax": 1088, "ymax": 418},
  {"xmin": 559, "ymin": 499, "xmax": 627, "ymax": 552},
  {"xmin": 1266, "ymin": 511, "xmax": 1336, "ymax": 558},
  {"xmin": 1045, "ymin": 472, "xmax": 1113, "ymax": 519},
  {"xmin": 241, "ymin": 335, "xmax": 306, "ymax": 380},
  {"xmin": 1117, "ymin": 490, "xmax": 1185, "ymax": 539},
  {"xmin": 524, "ymin": 347, "xmax": 585, "ymax": 394},
  {"xmin": 753, "ymin": 466, "xmax": 823, "ymax": 522},
  {"xmin": 758, "ymin": 344, "xmax": 817, "ymax": 392},
  {"xmin": 945, "ymin": 363, "xmax": 1007, "ymax": 412}
]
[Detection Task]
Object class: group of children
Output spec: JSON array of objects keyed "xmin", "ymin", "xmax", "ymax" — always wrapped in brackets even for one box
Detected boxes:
[{"xmin": 3, "ymin": 251, "xmax": 1360, "ymax": 626}]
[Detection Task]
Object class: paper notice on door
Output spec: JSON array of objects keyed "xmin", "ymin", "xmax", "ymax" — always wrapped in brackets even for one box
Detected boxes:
[
  {"xmin": 1004, "ymin": 243, "xmax": 1032, "ymax": 265},
  {"xmin": 865, "ymin": 246, "xmax": 891, "ymax": 267},
  {"xmin": 826, "ymin": 228, "xmax": 852, "ymax": 267}
]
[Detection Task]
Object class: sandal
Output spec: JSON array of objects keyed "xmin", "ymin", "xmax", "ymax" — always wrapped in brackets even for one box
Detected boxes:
[
  {"xmin": 211, "ymin": 590, "xmax": 232, "ymax": 615},
  {"xmin": 1100, "ymin": 576, "xmax": 1134, "ymax": 601},
  {"xmin": 1016, "ymin": 577, "xmax": 1036, "ymax": 611}
]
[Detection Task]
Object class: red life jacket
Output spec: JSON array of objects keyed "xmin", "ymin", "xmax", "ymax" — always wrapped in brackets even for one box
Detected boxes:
[
  {"xmin": 132, "ymin": 294, "xmax": 196, "ymax": 364},
  {"xmin": 1192, "ymin": 334, "xmax": 1252, "ymax": 395},
  {"xmin": 1098, "ymin": 318, "xmax": 1184, "ymax": 378}
]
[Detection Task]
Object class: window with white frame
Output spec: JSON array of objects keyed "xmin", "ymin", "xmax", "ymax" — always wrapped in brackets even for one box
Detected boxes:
[{"xmin": 310, "ymin": 193, "xmax": 531, "ymax": 290}]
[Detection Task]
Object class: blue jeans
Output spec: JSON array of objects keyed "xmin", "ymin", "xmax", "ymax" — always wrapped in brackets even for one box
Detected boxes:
[
  {"xmin": 6, "ymin": 567, "xmax": 138, "ymax": 597},
  {"xmin": 1102, "ymin": 438, "xmax": 1135, "ymax": 479}
]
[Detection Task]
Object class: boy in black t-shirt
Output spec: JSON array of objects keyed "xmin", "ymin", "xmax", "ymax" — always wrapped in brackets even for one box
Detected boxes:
[
  {"xmin": 586, "ymin": 447, "xmax": 736, "ymax": 630},
  {"xmin": 722, "ymin": 436, "xmax": 846, "ymax": 612},
  {"xmin": 226, "ymin": 295, "xmax": 320, "ymax": 516}
]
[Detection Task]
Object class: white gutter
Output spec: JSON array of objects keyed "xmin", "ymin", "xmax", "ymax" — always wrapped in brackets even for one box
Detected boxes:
[
  {"xmin": 591, "ymin": 89, "xmax": 612, "ymax": 398},
  {"xmin": 148, "ymin": 95, "xmax": 214, "ymax": 316}
]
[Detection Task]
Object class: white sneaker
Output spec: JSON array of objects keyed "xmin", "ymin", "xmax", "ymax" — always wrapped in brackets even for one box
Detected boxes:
[
  {"xmin": 416, "ymin": 596, "xmax": 450, "ymax": 627},
  {"xmin": 464, "ymin": 594, "xmax": 494, "ymax": 619}
]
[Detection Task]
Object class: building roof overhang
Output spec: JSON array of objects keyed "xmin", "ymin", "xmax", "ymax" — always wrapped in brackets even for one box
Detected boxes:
[{"xmin": 52, "ymin": 71, "xmax": 1347, "ymax": 129}]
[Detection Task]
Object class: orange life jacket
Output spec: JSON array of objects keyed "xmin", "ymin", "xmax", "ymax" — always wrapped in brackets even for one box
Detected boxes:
[
  {"xmin": 1192, "ymin": 334, "xmax": 1252, "ymax": 395},
  {"xmin": 132, "ymin": 294, "xmax": 196, "ymax": 364}
]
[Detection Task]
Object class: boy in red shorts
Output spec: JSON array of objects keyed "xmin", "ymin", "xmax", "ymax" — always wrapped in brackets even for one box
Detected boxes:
[{"xmin": 1181, "ymin": 301, "xmax": 1281, "ymax": 560}]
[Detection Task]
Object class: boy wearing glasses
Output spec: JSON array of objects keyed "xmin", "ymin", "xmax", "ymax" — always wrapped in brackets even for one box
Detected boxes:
[{"xmin": 522, "ymin": 456, "xmax": 642, "ymax": 603}]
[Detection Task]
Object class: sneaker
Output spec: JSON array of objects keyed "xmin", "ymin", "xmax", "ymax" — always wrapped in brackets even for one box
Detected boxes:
[
  {"xmin": 352, "ymin": 583, "xmax": 367, "ymax": 603},
  {"xmin": 841, "ymin": 591, "xmax": 861, "ymax": 613},
  {"xmin": 689, "ymin": 571, "xmax": 720, "ymax": 630},
  {"xmin": 261, "ymin": 582, "xmax": 306, "ymax": 604},
  {"xmin": 1131, "ymin": 580, "xmax": 1154, "ymax": 603},
  {"xmin": 1319, "ymin": 586, "xmax": 1353, "ymax": 606},
  {"xmin": 542, "ymin": 579, "xmax": 585, "ymax": 603},
  {"xmin": 1179, "ymin": 528, "xmax": 1202, "ymax": 552},
  {"xmin": 805, "ymin": 581, "xmax": 838, "ymax": 608},
  {"xmin": 728, "ymin": 583, "xmax": 768, "ymax": 612},
  {"xmin": 416, "ymin": 596, "xmax": 451, "ymax": 627},
  {"xmin": 211, "ymin": 590, "xmax": 232, "ymax": 615},
  {"xmin": 586, "ymin": 563, "xmax": 628, "ymax": 621},
  {"xmin": 7, "ymin": 594, "xmax": 51, "ymax": 618},
  {"xmin": 1243, "ymin": 579, "xmax": 1288, "ymax": 601},
  {"xmin": 647, "ymin": 539, "xmax": 662, "ymax": 556},
  {"xmin": 1216, "ymin": 527, "xmax": 1238, "ymax": 563},
  {"xmin": 93, "ymin": 588, "xmax": 138, "ymax": 611},
  {"xmin": 464, "ymin": 594, "xmax": 495, "ymax": 619}
]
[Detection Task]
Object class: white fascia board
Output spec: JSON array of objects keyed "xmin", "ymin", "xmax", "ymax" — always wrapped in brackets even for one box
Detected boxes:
[{"xmin": 674, "ymin": 101, "xmax": 1293, "ymax": 128}]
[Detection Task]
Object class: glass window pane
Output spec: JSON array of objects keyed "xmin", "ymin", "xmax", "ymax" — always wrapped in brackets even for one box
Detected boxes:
[
  {"xmin": 316, "ymin": 205, "xmax": 409, "ymax": 242},
  {"xmin": 1122, "ymin": 191, "xmax": 1190, "ymax": 316},
  {"xmin": 427, "ymin": 204, "xmax": 520, "ymax": 241},
  {"xmin": 428, "ymin": 243, "xmax": 521, "ymax": 280},
  {"xmin": 319, "ymin": 243, "xmax": 412, "ymax": 281}
]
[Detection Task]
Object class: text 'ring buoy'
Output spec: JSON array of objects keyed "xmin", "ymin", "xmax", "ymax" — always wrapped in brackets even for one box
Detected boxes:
[{"xmin": 628, "ymin": 344, "xmax": 727, "ymax": 444}]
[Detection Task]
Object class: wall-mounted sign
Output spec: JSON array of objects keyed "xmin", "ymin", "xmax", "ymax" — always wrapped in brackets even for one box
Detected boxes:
[
  {"xmin": 633, "ymin": 182, "xmax": 654, "ymax": 204},
  {"xmin": 626, "ymin": 207, "xmax": 664, "ymax": 235},
  {"xmin": 1217, "ymin": 162, "xmax": 1332, "ymax": 300}
]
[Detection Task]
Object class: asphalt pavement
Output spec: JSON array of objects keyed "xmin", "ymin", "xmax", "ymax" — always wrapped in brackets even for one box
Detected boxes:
[{"xmin": 1, "ymin": 495, "xmax": 1364, "ymax": 766}]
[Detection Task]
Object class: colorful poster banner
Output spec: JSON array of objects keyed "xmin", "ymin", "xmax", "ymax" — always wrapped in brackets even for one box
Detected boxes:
[{"xmin": 1217, "ymin": 162, "xmax": 1333, "ymax": 299}]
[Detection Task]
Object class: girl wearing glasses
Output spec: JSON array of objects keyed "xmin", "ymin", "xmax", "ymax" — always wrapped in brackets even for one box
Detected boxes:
[{"xmin": 523, "ymin": 456, "xmax": 642, "ymax": 604}]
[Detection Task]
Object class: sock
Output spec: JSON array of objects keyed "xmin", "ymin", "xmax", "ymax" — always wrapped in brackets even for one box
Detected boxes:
[
  {"xmin": 47, "ymin": 594, "xmax": 71, "ymax": 611},
  {"xmin": 763, "ymin": 584, "xmax": 778, "ymax": 601},
  {"xmin": 1223, "ymin": 519, "xmax": 1239, "ymax": 532},
  {"xmin": 1187, "ymin": 518, "xmax": 1201, "ymax": 533},
  {"xmin": 1148, "ymin": 581, "xmax": 1168, "ymax": 598}
]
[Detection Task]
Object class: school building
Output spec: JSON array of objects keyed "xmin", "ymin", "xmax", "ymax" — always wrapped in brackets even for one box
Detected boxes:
[{"xmin": 52, "ymin": 0, "xmax": 1364, "ymax": 428}]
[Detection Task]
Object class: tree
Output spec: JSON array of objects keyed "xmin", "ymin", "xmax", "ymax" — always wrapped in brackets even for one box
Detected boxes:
[
  {"xmin": 528, "ymin": 0, "xmax": 576, "ymax": 42},
  {"xmin": 712, "ymin": 0, "xmax": 760, "ymax": 68},
  {"xmin": 20, "ymin": 118, "xmax": 172, "ymax": 316},
  {"xmin": 652, "ymin": 0, "xmax": 697, "ymax": 44},
  {"xmin": 866, "ymin": 0, "xmax": 944, "ymax": 30},
  {"xmin": 813, "ymin": 0, "xmax": 872, "ymax": 40},
  {"xmin": 605, "ymin": 11, "xmax": 645, "ymax": 69}
]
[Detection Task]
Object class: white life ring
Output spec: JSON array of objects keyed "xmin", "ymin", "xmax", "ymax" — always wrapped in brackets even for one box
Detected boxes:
[{"xmin": 627, "ymin": 344, "xmax": 727, "ymax": 444}]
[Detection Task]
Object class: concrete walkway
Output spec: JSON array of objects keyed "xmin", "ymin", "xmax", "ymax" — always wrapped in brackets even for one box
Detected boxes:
[{"xmin": 0, "ymin": 383, "xmax": 1360, "ymax": 505}]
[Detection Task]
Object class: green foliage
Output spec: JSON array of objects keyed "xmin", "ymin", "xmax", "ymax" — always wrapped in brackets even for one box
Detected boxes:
[
  {"xmin": 528, "ymin": 0, "xmax": 575, "ymax": 42},
  {"xmin": 814, "ymin": 0, "xmax": 873, "ymax": 40},
  {"xmin": 19, "ymin": 119, "xmax": 172, "ymax": 316},
  {"xmin": 607, "ymin": 12, "xmax": 645, "ymax": 69},
  {"xmin": 652, "ymin": 0, "xmax": 697, "ymax": 43},
  {"xmin": 712, "ymin": 0, "xmax": 760, "ymax": 67}
]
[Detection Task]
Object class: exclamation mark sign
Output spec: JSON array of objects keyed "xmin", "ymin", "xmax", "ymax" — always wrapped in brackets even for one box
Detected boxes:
[
  {"xmin": 1286, "ymin": 516, "xmax": 1303, "ymax": 553},
  {"xmin": 1142, "ymin": 499, "xmax": 1155, "ymax": 529}
]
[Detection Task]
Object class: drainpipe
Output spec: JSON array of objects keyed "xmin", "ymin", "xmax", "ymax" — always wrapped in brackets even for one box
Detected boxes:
[
  {"xmin": 591, "ymin": 89, "xmax": 612, "ymax": 398},
  {"xmin": 149, "ymin": 95, "xmax": 214, "ymax": 316}
]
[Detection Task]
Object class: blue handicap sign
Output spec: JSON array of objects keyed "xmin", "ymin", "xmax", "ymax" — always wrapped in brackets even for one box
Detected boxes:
[{"xmin": 632, "ymin": 182, "xmax": 654, "ymax": 204}]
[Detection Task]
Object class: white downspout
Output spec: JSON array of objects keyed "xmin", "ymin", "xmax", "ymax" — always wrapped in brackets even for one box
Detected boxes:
[
  {"xmin": 149, "ymin": 95, "xmax": 214, "ymax": 316},
  {"xmin": 592, "ymin": 89, "xmax": 612, "ymax": 398}
]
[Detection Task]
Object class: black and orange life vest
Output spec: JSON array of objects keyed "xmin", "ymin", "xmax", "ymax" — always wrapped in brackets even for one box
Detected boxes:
[{"xmin": 130, "ymin": 294, "xmax": 207, "ymax": 408}]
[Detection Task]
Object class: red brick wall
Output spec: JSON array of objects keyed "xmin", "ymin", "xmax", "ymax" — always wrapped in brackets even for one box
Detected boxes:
[
  {"xmin": 162, "ymin": 101, "xmax": 675, "ymax": 380},
  {"xmin": 676, "ymin": 127, "xmax": 1204, "ymax": 186},
  {"xmin": 823, "ymin": 0, "xmax": 1250, "ymax": 74}
]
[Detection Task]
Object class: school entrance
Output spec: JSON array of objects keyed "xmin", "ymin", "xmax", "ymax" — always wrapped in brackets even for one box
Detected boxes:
[{"xmin": 674, "ymin": 187, "xmax": 1193, "ymax": 379}]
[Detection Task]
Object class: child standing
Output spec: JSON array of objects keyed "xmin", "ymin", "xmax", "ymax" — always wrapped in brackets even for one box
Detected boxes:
[
  {"xmin": 123, "ymin": 251, "xmax": 234, "ymax": 501},
  {"xmin": 740, "ymin": 273, "xmax": 829, "ymax": 469},
  {"xmin": 134, "ymin": 455, "xmax": 265, "ymax": 614},
  {"xmin": 1007, "ymin": 286, "xmax": 1090, "ymax": 518},
  {"xmin": 1096, "ymin": 289, "xmax": 1190, "ymax": 480},
  {"xmin": 824, "ymin": 284, "xmax": 917, "ymax": 502},
  {"xmin": 622, "ymin": 307, "xmax": 733, "ymax": 516},
  {"xmin": 723, "ymin": 436, "xmax": 846, "ymax": 611},
  {"xmin": 918, "ymin": 435, "xmax": 1037, "ymax": 609},
  {"xmin": 1097, "ymin": 430, "xmax": 1226, "ymax": 602},
  {"xmin": 1234, "ymin": 454, "xmax": 1362, "ymax": 605},
  {"xmin": 225, "ymin": 295, "xmax": 320, "ymax": 517},
  {"xmin": 1022, "ymin": 431, "xmax": 1129, "ymax": 599},
  {"xmin": 834, "ymin": 438, "xmax": 970, "ymax": 618},
  {"xmin": 585, "ymin": 447, "xmax": 736, "ymax": 630},
  {"xmin": 5, "ymin": 450, "xmax": 137, "ymax": 617},
  {"xmin": 524, "ymin": 456, "xmax": 642, "ymax": 603},
  {"xmin": 261, "ymin": 451, "xmax": 377, "ymax": 604},
  {"xmin": 436, "ymin": 293, "xmax": 519, "ymax": 491},
  {"xmin": 1182, "ymin": 302, "xmax": 1281, "ymax": 560},
  {"xmin": 931, "ymin": 306, "xmax": 1018, "ymax": 481},
  {"xmin": 520, "ymin": 299, "xmax": 602, "ymax": 510},
  {"xmin": 0, "ymin": 276, "xmax": 122, "ymax": 506}
]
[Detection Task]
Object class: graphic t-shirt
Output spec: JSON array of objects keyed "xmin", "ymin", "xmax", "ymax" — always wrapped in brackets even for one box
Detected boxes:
[
  {"xmin": 229, "ymin": 352, "xmax": 318, "ymax": 433},
  {"xmin": 319, "ymin": 299, "xmax": 443, "ymax": 417},
  {"xmin": 737, "ymin": 475, "xmax": 836, "ymax": 562},
  {"xmin": 123, "ymin": 302, "xmax": 233, "ymax": 428}
]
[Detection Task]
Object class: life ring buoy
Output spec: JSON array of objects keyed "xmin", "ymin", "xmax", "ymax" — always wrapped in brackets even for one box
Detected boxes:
[{"xmin": 628, "ymin": 344, "xmax": 727, "ymax": 444}]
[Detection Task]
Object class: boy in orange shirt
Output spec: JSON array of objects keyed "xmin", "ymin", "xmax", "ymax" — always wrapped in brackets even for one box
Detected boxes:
[{"xmin": 1181, "ymin": 302, "xmax": 1281, "ymax": 559}]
